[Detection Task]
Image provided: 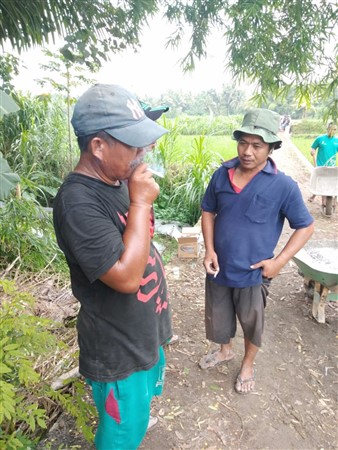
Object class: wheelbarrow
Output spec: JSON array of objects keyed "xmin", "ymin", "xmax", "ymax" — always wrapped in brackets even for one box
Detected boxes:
[
  {"xmin": 309, "ymin": 166, "xmax": 338, "ymax": 216},
  {"xmin": 292, "ymin": 240, "xmax": 338, "ymax": 323}
]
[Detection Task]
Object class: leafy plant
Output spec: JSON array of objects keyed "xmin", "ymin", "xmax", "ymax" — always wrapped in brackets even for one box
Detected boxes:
[
  {"xmin": 0, "ymin": 152, "xmax": 20, "ymax": 201},
  {"xmin": 291, "ymin": 119, "xmax": 325, "ymax": 137},
  {"xmin": 176, "ymin": 134, "xmax": 237, "ymax": 161},
  {"xmin": 0, "ymin": 280, "xmax": 95, "ymax": 449},
  {"xmin": 0, "ymin": 197, "xmax": 67, "ymax": 274},
  {"xmin": 37, "ymin": 49, "xmax": 98, "ymax": 169},
  {"xmin": 167, "ymin": 135, "xmax": 221, "ymax": 225},
  {"xmin": 165, "ymin": 115, "xmax": 242, "ymax": 136},
  {"xmin": 0, "ymin": 1, "xmax": 158, "ymax": 70},
  {"xmin": 153, "ymin": 118, "xmax": 231, "ymax": 225},
  {"xmin": 0, "ymin": 93, "xmax": 75, "ymax": 207}
]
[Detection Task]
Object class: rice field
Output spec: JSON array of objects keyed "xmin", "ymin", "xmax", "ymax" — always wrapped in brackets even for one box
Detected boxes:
[
  {"xmin": 168, "ymin": 133, "xmax": 335, "ymax": 169},
  {"xmin": 291, "ymin": 137, "xmax": 313, "ymax": 164},
  {"xmin": 176, "ymin": 135, "xmax": 237, "ymax": 161},
  {"xmin": 177, "ymin": 135, "xmax": 316, "ymax": 165}
]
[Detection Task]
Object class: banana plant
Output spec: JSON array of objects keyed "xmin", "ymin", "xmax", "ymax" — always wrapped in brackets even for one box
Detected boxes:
[
  {"xmin": 0, "ymin": 90, "xmax": 20, "ymax": 200},
  {"xmin": 0, "ymin": 152, "xmax": 20, "ymax": 201}
]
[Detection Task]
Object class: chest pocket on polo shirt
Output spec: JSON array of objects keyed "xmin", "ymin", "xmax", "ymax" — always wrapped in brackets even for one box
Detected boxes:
[{"xmin": 245, "ymin": 194, "xmax": 275, "ymax": 224}]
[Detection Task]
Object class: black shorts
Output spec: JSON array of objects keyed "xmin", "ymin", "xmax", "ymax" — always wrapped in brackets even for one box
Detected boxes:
[{"xmin": 204, "ymin": 277, "xmax": 269, "ymax": 347}]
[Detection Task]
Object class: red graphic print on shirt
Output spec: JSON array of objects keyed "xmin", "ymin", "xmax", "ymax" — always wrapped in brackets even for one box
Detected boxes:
[
  {"xmin": 137, "ymin": 250, "xmax": 168, "ymax": 313},
  {"xmin": 117, "ymin": 209, "xmax": 168, "ymax": 313},
  {"xmin": 117, "ymin": 211, "xmax": 127, "ymax": 226}
]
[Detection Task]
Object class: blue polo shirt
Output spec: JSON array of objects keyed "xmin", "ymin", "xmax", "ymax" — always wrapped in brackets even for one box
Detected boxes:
[{"xmin": 201, "ymin": 157, "xmax": 313, "ymax": 288}]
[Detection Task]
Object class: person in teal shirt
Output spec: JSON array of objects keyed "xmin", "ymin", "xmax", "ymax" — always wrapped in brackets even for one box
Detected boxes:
[
  {"xmin": 308, "ymin": 123, "xmax": 338, "ymax": 205},
  {"xmin": 310, "ymin": 123, "xmax": 338, "ymax": 167}
]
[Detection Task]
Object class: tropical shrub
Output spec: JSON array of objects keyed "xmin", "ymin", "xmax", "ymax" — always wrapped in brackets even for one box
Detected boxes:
[
  {"xmin": 155, "ymin": 134, "xmax": 222, "ymax": 225},
  {"xmin": 0, "ymin": 197, "xmax": 67, "ymax": 274},
  {"xmin": 165, "ymin": 115, "xmax": 242, "ymax": 136},
  {"xmin": 0, "ymin": 152, "xmax": 20, "ymax": 201},
  {"xmin": 151, "ymin": 116, "xmax": 238, "ymax": 225},
  {"xmin": 0, "ymin": 93, "xmax": 76, "ymax": 206},
  {"xmin": 0, "ymin": 280, "xmax": 95, "ymax": 449},
  {"xmin": 291, "ymin": 119, "xmax": 325, "ymax": 138},
  {"xmin": 171, "ymin": 135, "xmax": 222, "ymax": 224}
]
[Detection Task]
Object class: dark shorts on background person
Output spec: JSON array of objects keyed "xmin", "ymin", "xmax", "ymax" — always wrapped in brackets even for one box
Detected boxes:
[
  {"xmin": 205, "ymin": 277, "xmax": 269, "ymax": 347},
  {"xmin": 86, "ymin": 346, "xmax": 166, "ymax": 450}
]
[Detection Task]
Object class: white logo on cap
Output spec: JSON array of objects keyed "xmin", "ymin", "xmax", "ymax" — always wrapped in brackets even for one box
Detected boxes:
[{"xmin": 127, "ymin": 98, "xmax": 144, "ymax": 119}]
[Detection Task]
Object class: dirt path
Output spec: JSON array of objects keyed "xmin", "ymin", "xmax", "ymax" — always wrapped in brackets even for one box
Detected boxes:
[{"xmin": 41, "ymin": 136, "xmax": 338, "ymax": 450}]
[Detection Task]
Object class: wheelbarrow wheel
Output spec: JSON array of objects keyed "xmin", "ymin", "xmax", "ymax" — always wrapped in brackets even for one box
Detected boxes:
[{"xmin": 325, "ymin": 196, "xmax": 333, "ymax": 216}]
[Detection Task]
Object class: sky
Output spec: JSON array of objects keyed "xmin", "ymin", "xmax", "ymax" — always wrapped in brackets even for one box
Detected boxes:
[{"xmin": 10, "ymin": 14, "xmax": 231, "ymax": 99}]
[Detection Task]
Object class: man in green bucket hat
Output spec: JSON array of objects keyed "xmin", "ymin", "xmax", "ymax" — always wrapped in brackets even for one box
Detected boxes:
[{"xmin": 199, "ymin": 108, "xmax": 314, "ymax": 394}]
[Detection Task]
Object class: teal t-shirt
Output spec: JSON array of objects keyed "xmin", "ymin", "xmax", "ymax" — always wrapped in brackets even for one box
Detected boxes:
[{"xmin": 311, "ymin": 134, "xmax": 338, "ymax": 166}]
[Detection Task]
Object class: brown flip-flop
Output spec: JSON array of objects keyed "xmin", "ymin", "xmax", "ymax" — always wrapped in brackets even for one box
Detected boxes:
[
  {"xmin": 199, "ymin": 350, "xmax": 235, "ymax": 369},
  {"xmin": 234, "ymin": 368, "xmax": 256, "ymax": 394}
]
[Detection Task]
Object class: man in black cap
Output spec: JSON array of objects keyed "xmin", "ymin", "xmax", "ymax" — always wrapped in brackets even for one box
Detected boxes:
[
  {"xmin": 53, "ymin": 84, "xmax": 172, "ymax": 449},
  {"xmin": 199, "ymin": 108, "xmax": 314, "ymax": 394}
]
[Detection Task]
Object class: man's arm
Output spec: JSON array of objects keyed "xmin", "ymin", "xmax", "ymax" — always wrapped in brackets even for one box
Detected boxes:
[
  {"xmin": 100, "ymin": 164, "xmax": 159, "ymax": 293},
  {"xmin": 310, "ymin": 148, "xmax": 316, "ymax": 166},
  {"xmin": 250, "ymin": 223, "xmax": 315, "ymax": 279},
  {"xmin": 201, "ymin": 210, "xmax": 219, "ymax": 276}
]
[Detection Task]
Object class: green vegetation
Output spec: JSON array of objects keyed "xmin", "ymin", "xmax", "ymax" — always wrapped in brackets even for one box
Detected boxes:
[
  {"xmin": 0, "ymin": 280, "xmax": 95, "ymax": 449},
  {"xmin": 167, "ymin": 114, "xmax": 242, "ymax": 135},
  {"xmin": 0, "ymin": 0, "xmax": 158, "ymax": 71},
  {"xmin": 153, "ymin": 235, "xmax": 178, "ymax": 265},
  {"xmin": 291, "ymin": 119, "xmax": 326, "ymax": 139},
  {"xmin": 0, "ymin": 198, "xmax": 68, "ymax": 274},
  {"xmin": 291, "ymin": 119, "xmax": 327, "ymax": 165},
  {"xmin": 152, "ymin": 117, "xmax": 239, "ymax": 225},
  {"xmin": 291, "ymin": 137, "xmax": 313, "ymax": 165},
  {"xmin": 1, "ymin": 1, "xmax": 336, "ymax": 119},
  {"xmin": 1, "ymin": 2, "xmax": 337, "ymax": 445},
  {"xmin": 0, "ymin": 93, "xmax": 76, "ymax": 205},
  {"xmin": 0, "ymin": 90, "xmax": 333, "ymax": 447},
  {"xmin": 176, "ymin": 135, "xmax": 237, "ymax": 161}
]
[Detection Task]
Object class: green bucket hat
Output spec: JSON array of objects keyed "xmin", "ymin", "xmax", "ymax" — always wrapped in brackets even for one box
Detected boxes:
[{"xmin": 233, "ymin": 108, "xmax": 282, "ymax": 149}]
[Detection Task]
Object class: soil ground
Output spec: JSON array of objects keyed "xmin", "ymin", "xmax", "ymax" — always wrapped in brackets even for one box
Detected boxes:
[{"xmin": 38, "ymin": 135, "xmax": 338, "ymax": 450}]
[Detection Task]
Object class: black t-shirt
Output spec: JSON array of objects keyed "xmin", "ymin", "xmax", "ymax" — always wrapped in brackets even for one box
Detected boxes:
[{"xmin": 53, "ymin": 173, "xmax": 172, "ymax": 382}]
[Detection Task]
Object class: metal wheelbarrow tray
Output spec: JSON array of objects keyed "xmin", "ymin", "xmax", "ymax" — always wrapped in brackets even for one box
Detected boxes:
[
  {"xmin": 292, "ymin": 240, "xmax": 338, "ymax": 323},
  {"xmin": 309, "ymin": 166, "xmax": 338, "ymax": 216}
]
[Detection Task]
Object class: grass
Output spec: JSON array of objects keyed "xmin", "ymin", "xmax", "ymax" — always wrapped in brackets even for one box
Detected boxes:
[
  {"xmin": 173, "ymin": 133, "xmax": 332, "ymax": 170},
  {"xmin": 291, "ymin": 137, "xmax": 313, "ymax": 165},
  {"xmin": 177, "ymin": 134, "xmax": 319, "ymax": 166},
  {"xmin": 155, "ymin": 133, "xmax": 239, "ymax": 225},
  {"xmin": 178, "ymin": 133, "xmax": 338, "ymax": 168},
  {"xmin": 176, "ymin": 135, "xmax": 237, "ymax": 162}
]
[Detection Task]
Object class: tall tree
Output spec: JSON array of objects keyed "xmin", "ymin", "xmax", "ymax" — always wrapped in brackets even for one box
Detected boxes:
[
  {"xmin": 164, "ymin": 0, "xmax": 338, "ymax": 121},
  {"xmin": 0, "ymin": 0, "xmax": 158, "ymax": 70},
  {"xmin": 0, "ymin": 0, "xmax": 337, "ymax": 119}
]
